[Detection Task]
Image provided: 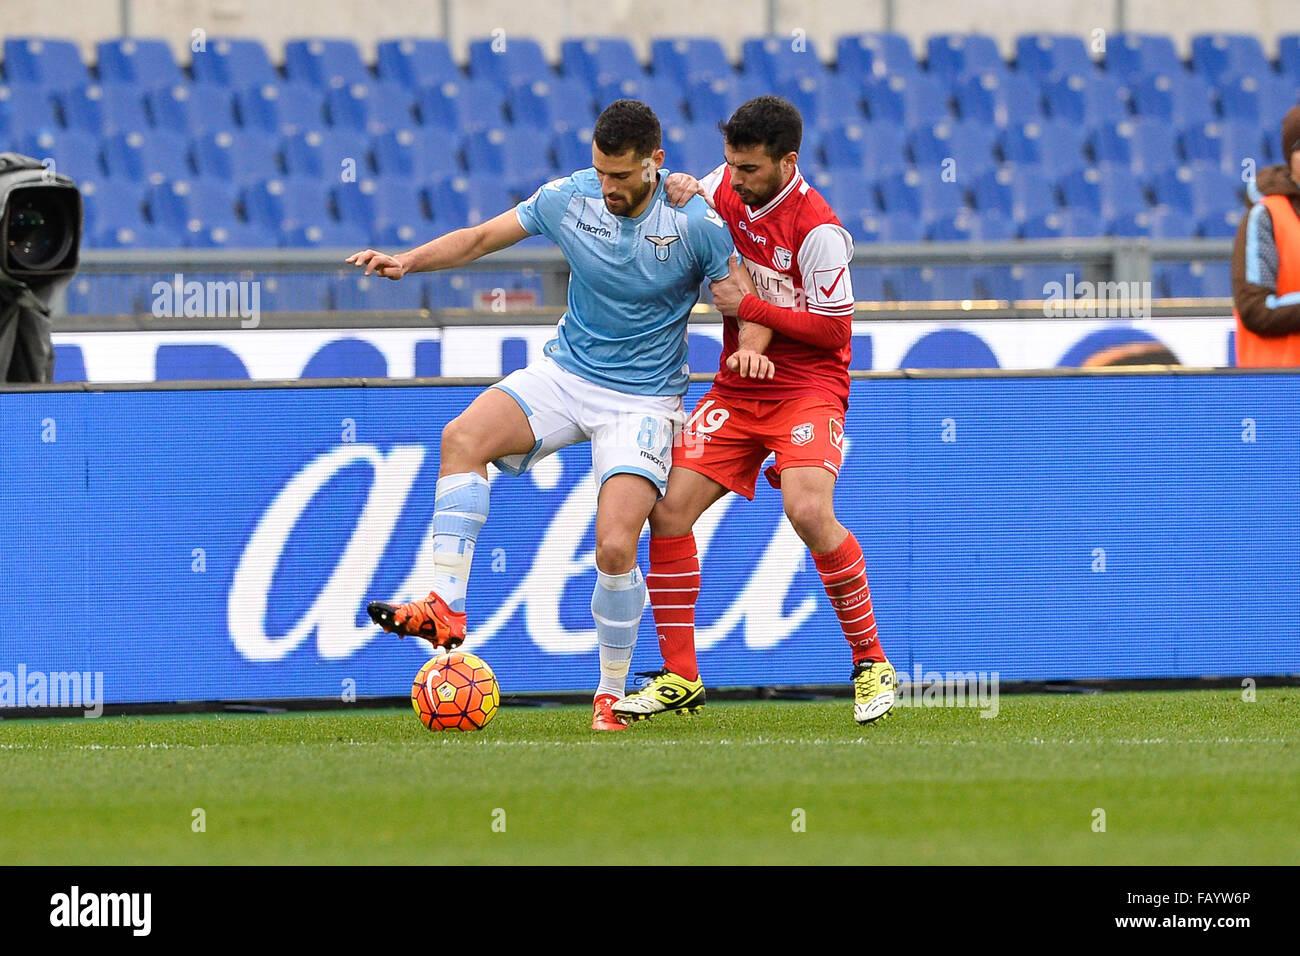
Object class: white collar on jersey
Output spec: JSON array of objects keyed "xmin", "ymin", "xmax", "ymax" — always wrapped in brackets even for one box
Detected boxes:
[{"xmin": 745, "ymin": 166, "xmax": 804, "ymax": 222}]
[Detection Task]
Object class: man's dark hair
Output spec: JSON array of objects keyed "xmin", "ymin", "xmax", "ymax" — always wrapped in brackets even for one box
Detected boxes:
[
  {"xmin": 593, "ymin": 99, "xmax": 661, "ymax": 157},
  {"xmin": 720, "ymin": 95, "xmax": 802, "ymax": 160}
]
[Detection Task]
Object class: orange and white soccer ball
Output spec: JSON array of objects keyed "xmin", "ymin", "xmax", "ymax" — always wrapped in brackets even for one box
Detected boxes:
[{"xmin": 411, "ymin": 652, "xmax": 500, "ymax": 731}]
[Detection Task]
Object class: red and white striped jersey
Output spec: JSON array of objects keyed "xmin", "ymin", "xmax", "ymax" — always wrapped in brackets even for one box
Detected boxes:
[{"xmin": 700, "ymin": 163, "xmax": 856, "ymax": 408}]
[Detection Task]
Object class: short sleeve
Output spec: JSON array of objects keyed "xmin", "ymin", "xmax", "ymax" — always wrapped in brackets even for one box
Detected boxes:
[
  {"xmin": 687, "ymin": 199, "xmax": 735, "ymax": 282},
  {"xmin": 515, "ymin": 175, "xmax": 572, "ymax": 240},
  {"xmin": 797, "ymin": 222, "xmax": 856, "ymax": 315}
]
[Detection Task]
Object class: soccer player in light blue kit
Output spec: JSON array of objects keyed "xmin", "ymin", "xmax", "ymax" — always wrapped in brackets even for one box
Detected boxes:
[{"xmin": 347, "ymin": 101, "xmax": 750, "ymax": 730}]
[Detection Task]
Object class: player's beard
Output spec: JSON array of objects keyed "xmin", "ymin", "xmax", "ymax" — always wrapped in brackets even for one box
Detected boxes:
[
  {"xmin": 605, "ymin": 177, "xmax": 655, "ymax": 216},
  {"xmin": 734, "ymin": 169, "xmax": 786, "ymax": 208}
]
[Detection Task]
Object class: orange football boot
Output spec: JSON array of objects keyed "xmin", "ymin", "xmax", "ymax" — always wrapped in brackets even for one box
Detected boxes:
[
  {"xmin": 367, "ymin": 591, "xmax": 467, "ymax": 650},
  {"xmin": 592, "ymin": 694, "xmax": 629, "ymax": 732}
]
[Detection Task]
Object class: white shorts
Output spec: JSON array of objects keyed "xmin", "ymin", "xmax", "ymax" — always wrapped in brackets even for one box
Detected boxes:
[{"xmin": 491, "ymin": 356, "xmax": 685, "ymax": 495}]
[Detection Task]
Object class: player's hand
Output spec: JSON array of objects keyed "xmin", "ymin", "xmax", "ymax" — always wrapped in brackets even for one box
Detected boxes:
[
  {"xmin": 710, "ymin": 254, "xmax": 756, "ymax": 316},
  {"xmin": 346, "ymin": 249, "xmax": 407, "ymax": 280},
  {"xmin": 726, "ymin": 348, "xmax": 776, "ymax": 380},
  {"xmin": 665, "ymin": 172, "xmax": 703, "ymax": 207}
]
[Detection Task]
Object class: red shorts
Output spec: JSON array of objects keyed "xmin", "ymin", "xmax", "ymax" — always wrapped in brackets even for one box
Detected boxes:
[{"xmin": 673, "ymin": 390, "xmax": 846, "ymax": 500}]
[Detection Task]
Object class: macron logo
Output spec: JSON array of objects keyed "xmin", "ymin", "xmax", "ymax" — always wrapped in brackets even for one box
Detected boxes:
[{"xmin": 575, "ymin": 220, "xmax": 613, "ymax": 239}]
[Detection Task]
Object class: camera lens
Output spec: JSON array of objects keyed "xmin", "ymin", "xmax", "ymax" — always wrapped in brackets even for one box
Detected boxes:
[{"xmin": 6, "ymin": 190, "xmax": 74, "ymax": 272}]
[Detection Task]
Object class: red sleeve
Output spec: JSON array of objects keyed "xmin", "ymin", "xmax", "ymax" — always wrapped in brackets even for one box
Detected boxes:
[{"xmin": 737, "ymin": 293, "xmax": 851, "ymax": 350}]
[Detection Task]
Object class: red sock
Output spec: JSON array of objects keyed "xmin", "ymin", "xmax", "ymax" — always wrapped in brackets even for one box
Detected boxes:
[
  {"xmin": 813, "ymin": 532, "xmax": 884, "ymax": 665},
  {"xmin": 648, "ymin": 533, "xmax": 700, "ymax": 682}
]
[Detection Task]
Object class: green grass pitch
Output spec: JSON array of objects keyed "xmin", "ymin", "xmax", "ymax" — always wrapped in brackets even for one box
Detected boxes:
[{"xmin": 2, "ymin": 690, "xmax": 1296, "ymax": 865}]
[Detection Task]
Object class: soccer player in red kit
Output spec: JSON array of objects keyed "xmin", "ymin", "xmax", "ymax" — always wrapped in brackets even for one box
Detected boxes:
[{"xmin": 614, "ymin": 96, "xmax": 896, "ymax": 725}]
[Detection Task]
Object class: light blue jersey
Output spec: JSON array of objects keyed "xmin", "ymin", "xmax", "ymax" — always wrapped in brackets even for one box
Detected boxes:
[{"xmin": 514, "ymin": 168, "xmax": 734, "ymax": 396}]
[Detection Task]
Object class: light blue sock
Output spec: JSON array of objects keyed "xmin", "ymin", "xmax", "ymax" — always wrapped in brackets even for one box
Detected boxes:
[
  {"xmin": 592, "ymin": 566, "xmax": 646, "ymax": 699},
  {"xmin": 431, "ymin": 472, "xmax": 490, "ymax": 613}
]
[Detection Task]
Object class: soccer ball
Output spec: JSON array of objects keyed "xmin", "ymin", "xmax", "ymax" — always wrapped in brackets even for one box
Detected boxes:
[{"xmin": 411, "ymin": 652, "xmax": 500, "ymax": 731}]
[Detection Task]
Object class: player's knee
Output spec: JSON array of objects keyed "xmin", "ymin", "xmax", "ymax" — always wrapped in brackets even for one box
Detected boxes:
[
  {"xmin": 439, "ymin": 416, "xmax": 483, "ymax": 470},
  {"xmin": 594, "ymin": 533, "xmax": 637, "ymax": 575},
  {"xmin": 783, "ymin": 496, "xmax": 834, "ymax": 542},
  {"xmin": 649, "ymin": 495, "xmax": 691, "ymax": 538}
]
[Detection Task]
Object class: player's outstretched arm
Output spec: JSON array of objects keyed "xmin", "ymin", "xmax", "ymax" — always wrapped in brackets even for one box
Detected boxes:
[
  {"xmin": 665, "ymin": 172, "xmax": 709, "ymax": 208},
  {"xmin": 346, "ymin": 209, "xmax": 529, "ymax": 280}
]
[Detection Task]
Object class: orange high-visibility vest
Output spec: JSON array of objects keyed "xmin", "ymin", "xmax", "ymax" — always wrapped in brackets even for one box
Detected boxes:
[{"xmin": 1236, "ymin": 193, "xmax": 1300, "ymax": 366}]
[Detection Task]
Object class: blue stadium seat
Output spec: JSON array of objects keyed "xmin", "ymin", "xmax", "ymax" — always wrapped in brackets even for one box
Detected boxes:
[
  {"xmin": 1281, "ymin": 35, "xmax": 1300, "ymax": 83},
  {"xmin": 836, "ymin": 32, "xmax": 918, "ymax": 81},
  {"xmin": 93, "ymin": 221, "xmax": 184, "ymax": 248},
  {"xmin": 740, "ymin": 35, "xmax": 825, "ymax": 85},
  {"xmin": 883, "ymin": 267, "xmax": 932, "ymax": 299},
  {"xmin": 281, "ymin": 128, "xmax": 361, "ymax": 179},
  {"xmin": 926, "ymin": 34, "xmax": 1003, "ymax": 79},
  {"xmin": 1181, "ymin": 120, "xmax": 1266, "ymax": 173},
  {"xmin": 244, "ymin": 177, "xmax": 332, "ymax": 232},
  {"xmin": 822, "ymin": 122, "xmax": 906, "ymax": 178},
  {"xmin": 371, "ymin": 127, "xmax": 462, "ymax": 182},
  {"xmin": 907, "ymin": 120, "xmax": 997, "ymax": 181},
  {"xmin": 878, "ymin": 168, "xmax": 966, "ymax": 219},
  {"xmin": 998, "ymin": 119, "xmax": 1088, "ymax": 172},
  {"xmin": 1012, "ymin": 263, "xmax": 1086, "ymax": 299},
  {"xmin": 1190, "ymin": 33, "xmax": 1270, "ymax": 83},
  {"xmin": 1151, "ymin": 164, "xmax": 1243, "ymax": 218},
  {"xmin": 21, "ymin": 130, "xmax": 103, "ymax": 181},
  {"xmin": 1015, "ymin": 34, "xmax": 1095, "ymax": 78},
  {"xmin": 325, "ymin": 81, "xmax": 416, "ymax": 133},
  {"xmin": 1105, "ymin": 33, "xmax": 1183, "ymax": 81},
  {"xmin": 1155, "ymin": 263, "xmax": 1202, "ymax": 297},
  {"xmin": 664, "ymin": 123, "xmax": 722, "ymax": 178},
  {"xmin": 190, "ymin": 37, "xmax": 277, "ymax": 87},
  {"xmin": 257, "ymin": 274, "xmax": 331, "ymax": 311},
  {"xmin": 234, "ymin": 83, "xmax": 326, "ymax": 134},
  {"xmin": 926, "ymin": 211, "xmax": 1016, "ymax": 241},
  {"xmin": 376, "ymin": 38, "xmax": 459, "ymax": 88},
  {"xmin": 651, "ymin": 37, "xmax": 731, "ymax": 85},
  {"xmin": 57, "ymin": 84, "xmax": 150, "ymax": 135},
  {"xmin": 1059, "ymin": 165, "xmax": 1148, "ymax": 220},
  {"xmin": 1125, "ymin": 118, "xmax": 1181, "ymax": 175},
  {"xmin": 331, "ymin": 177, "xmax": 425, "ymax": 228},
  {"xmin": 147, "ymin": 83, "xmax": 239, "ymax": 135},
  {"xmin": 551, "ymin": 127, "xmax": 596, "ymax": 172},
  {"xmin": 192, "ymin": 129, "xmax": 282, "ymax": 183},
  {"xmin": 1130, "ymin": 73, "xmax": 1216, "ymax": 127},
  {"xmin": 0, "ymin": 84, "xmax": 60, "ymax": 138},
  {"xmin": 415, "ymin": 79, "xmax": 506, "ymax": 132},
  {"xmin": 842, "ymin": 212, "xmax": 883, "ymax": 242},
  {"xmin": 684, "ymin": 74, "xmax": 765, "ymax": 126},
  {"xmin": 976, "ymin": 266, "xmax": 1017, "ymax": 299},
  {"xmin": 507, "ymin": 76, "xmax": 595, "ymax": 131},
  {"xmin": 468, "ymin": 36, "xmax": 552, "ymax": 89},
  {"xmin": 864, "ymin": 73, "xmax": 950, "ymax": 125},
  {"xmin": 96, "ymin": 37, "xmax": 182, "ymax": 87},
  {"xmin": 101, "ymin": 129, "xmax": 191, "ymax": 182},
  {"xmin": 146, "ymin": 178, "xmax": 241, "ymax": 231},
  {"xmin": 428, "ymin": 175, "xmax": 515, "ymax": 228},
  {"xmin": 809, "ymin": 168, "xmax": 877, "ymax": 217},
  {"xmin": 76, "ymin": 177, "xmax": 148, "ymax": 239},
  {"xmin": 1143, "ymin": 206, "xmax": 1197, "ymax": 238},
  {"xmin": 1219, "ymin": 74, "xmax": 1276, "ymax": 126},
  {"xmin": 1199, "ymin": 207, "xmax": 1245, "ymax": 238},
  {"xmin": 595, "ymin": 75, "xmax": 686, "ymax": 125},
  {"xmin": 928, "ymin": 265, "xmax": 982, "ymax": 299},
  {"xmin": 463, "ymin": 127, "xmax": 556, "ymax": 194},
  {"xmin": 1020, "ymin": 210, "xmax": 1103, "ymax": 238},
  {"xmin": 184, "ymin": 222, "xmax": 278, "ymax": 247},
  {"xmin": 331, "ymin": 273, "xmax": 425, "ymax": 311},
  {"xmin": 281, "ymin": 222, "xmax": 357, "ymax": 247},
  {"xmin": 562, "ymin": 37, "xmax": 643, "ymax": 91},
  {"xmin": 284, "ymin": 38, "xmax": 369, "ymax": 88},
  {"xmin": 1042, "ymin": 73, "xmax": 1130, "ymax": 125},
  {"xmin": 954, "ymin": 71, "xmax": 1041, "ymax": 125},
  {"xmin": 778, "ymin": 74, "xmax": 865, "ymax": 129},
  {"xmin": 970, "ymin": 165, "xmax": 1058, "ymax": 222},
  {"xmin": 3, "ymin": 37, "xmax": 90, "ymax": 88}
]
